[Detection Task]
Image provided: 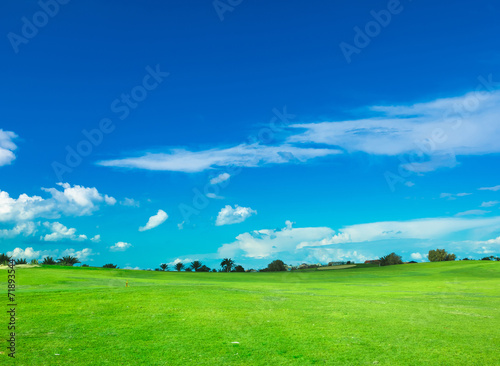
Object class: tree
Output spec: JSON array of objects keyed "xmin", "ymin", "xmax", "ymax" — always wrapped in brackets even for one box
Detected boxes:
[
  {"xmin": 42, "ymin": 256, "xmax": 56, "ymax": 265},
  {"xmin": 160, "ymin": 263, "xmax": 169, "ymax": 271},
  {"xmin": 221, "ymin": 258, "xmax": 235, "ymax": 272},
  {"xmin": 175, "ymin": 262, "xmax": 185, "ymax": 271},
  {"xmin": 266, "ymin": 259, "xmax": 287, "ymax": 272},
  {"xmin": 379, "ymin": 252, "xmax": 403, "ymax": 266},
  {"xmin": 185, "ymin": 267, "xmax": 192, "ymax": 272},
  {"xmin": 428, "ymin": 249, "xmax": 456, "ymax": 262},
  {"xmin": 190, "ymin": 261, "xmax": 203, "ymax": 272},
  {"xmin": 81, "ymin": 264, "xmax": 90, "ymax": 267},
  {"xmin": 103, "ymin": 263, "xmax": 118, "ymax": 268},
  {"xmin": 0, "ymin": 253, "xmax": 12, "ymax": 265},
  {"xmin": 57, "ymin": 256, "xmax": 81, "ymax": 266},
  {"xmin": 15, "ymin": 258, "xmax": 27, "ymax": 264},
  {"xmin": 211, "ymin": 269, "xmax": 217, "ymax": 272},
  {"xmin": 234, "ymin": 265, "xmax": 245, "ymax": 272},
  {"xmin": 198, "ymin": 265, "xmax": 211, "ymax": 272},
  {"xmin": 30, "ymin": 259, "xmax": 39, "ymax": 265}
]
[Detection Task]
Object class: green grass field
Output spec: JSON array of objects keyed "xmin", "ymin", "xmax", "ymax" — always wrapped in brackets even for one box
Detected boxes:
[{"xmin": 2, "ymin": 261, "xmax": 499, "ymax": 365}]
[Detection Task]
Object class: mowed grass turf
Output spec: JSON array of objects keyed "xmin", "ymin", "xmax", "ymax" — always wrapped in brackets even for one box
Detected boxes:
[{"xmin": 1, "ymin": 261, "xmax": 499, "ymax": 365}]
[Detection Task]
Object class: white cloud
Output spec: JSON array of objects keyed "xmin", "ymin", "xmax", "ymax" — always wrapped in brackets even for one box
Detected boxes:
[
  {"xmin": 440, "ymin": 192, "xmax": 472, "ymax": 200},
  {"xmin": 0, "ymin": 130, "xmax": 18, "ymax": 167},
  {"xmin": 0, "ymin": 183, "xmax": 115, "ymax": 224},
  {"xmin": 481, "ymin": 201, "xmax": 500, "ymax": 208},
  {"xmin": 410, "ymin": 252, "xmax": 427, "ymax": 261},
  {"xmin": 7, "ymin": 247, "xmax": 41, "ymax": 260},
  {"xmin": 42, "ymin": 182, "xmax": 116, "ymax": 216},
  {"xmin": 405, "ymin": 181, "xmax": 415, "ymax": 187},
  {"xmin": 139, "ymin": 209, "xmax": 168, "ymax": 231},
  {"xmin": 168, "ymin": 258, "xmax": 194, "ymax": 266},
  {"xmin": 216, "ymin": 205, "xmax": 257, "ymax": 226},
  {"xmin": 0, "ymin": 222, "xmax": 37, "ymax": 238},
  {"xmin": 455, "ymin": 210, "xmax": 490, "ymax": 217},
  {"xmin": 109, "ymin": 241, "xmax": 132, "ymax": 252},
  {"xmin": 451, "ymin": 236, "xmax": 500, "ymax": 255},
  {"xmin": 61, "ymin": 248, "xmax": 95, "ymax": 261},
  {"xmin": 91, "ymin": 234, "xmax": 101, "ymax": 242},
  {"xmin": 123, "ymin": 266, "xmax": 141, "ymax": 270},
  {"xmin": 177, "ymin": 221, "xmax": 185, "ymax": 230},
  {"xmin": 479, "ymin": 185, "xmax": 500, "ymax": 192},
  {"xmin": 98, "ymin": 143, "xmax": 341, "ymax": 173},
  {"xmin": 303, "ymin": 248, "xmax": 370, "ymax": 264},
  {"xmin": 41, "ymin": 222, "xmax": 88, "ymax": 242},
  {"xmin": 120, "ymin": 198, "xmax": 140, "ymax": 207},
  {"xmin": 210, "ymin": 173, "xmax": 231, "ymax": 185},
  {"xmin": 218, "ymin": 222, "xmax": 335, "ymax": 258},
  {"xmin": 288, "ymin": 90, "xmax": 500, "ymax": 172},
  {"xmin": 218, "ymin": 216, "xmax": 500, "ymax": 259}
]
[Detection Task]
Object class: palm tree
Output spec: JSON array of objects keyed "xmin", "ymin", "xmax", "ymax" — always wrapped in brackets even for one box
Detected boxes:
[
  {"xmin": 57, "ymin": 256, "xmax": 81, "ymax": 266},
  {"xmin": 221, "ymin": 258, "xmax": 235, "ymax": 272},
  {"xmin": 0, "ymin": 253, "xmax": 12, "ymax": 265},
  {"xmin": 160, "ymin": 263, "xmax": 169, "ymax": 271},
  {"xmin": 190, "ymin": 261, "xmax": 202, "ymax": 272},
  {"xmin": 15, "ymin": 258, "xmax": 27, "ymax": 264},
  {"xmin": 175, "ymin": 262, "xmax": 185, "ymax": 271},
  {"xmin": 42, "ymin": 256, "xmax": 57, "ymax": 265}
]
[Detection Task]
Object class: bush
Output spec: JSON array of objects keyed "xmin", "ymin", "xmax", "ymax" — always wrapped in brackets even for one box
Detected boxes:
[
  {"xmin": 234, "ymin": 265, "xmax": 245, "ymax": 272},
  {"xmin": 266, "ymin": 260, "xmax": 287, "ymax": 272},
  {"xmin": 379, "ymin": 253, "xmax": 403, "ymax": 266},
  {"xmin": 428, "ymin": 249, "xmax": 456, "ymax": 262},
  {"xmin": 30, "ymin": 259, "xmax": 39, "ymax": 265},
  {"xmin": 103, "ymin": 263, "xmax": 118, "ymax": 268}
]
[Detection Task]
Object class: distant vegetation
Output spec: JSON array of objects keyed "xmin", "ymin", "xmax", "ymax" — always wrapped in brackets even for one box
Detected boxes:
[{"xmin": 1, "ymin": 249, "xmax": 499, "ymax": 271}]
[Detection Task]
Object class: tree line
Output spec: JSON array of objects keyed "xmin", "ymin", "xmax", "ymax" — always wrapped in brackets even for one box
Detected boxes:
[{"xmin": 0, "ymin": 249, "xmax": 498, "ymax": 270}]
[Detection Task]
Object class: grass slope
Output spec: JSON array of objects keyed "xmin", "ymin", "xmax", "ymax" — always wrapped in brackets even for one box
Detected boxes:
[{"xmin": 1, "ymin": 261, "xmax": 499, "ymax": 365}]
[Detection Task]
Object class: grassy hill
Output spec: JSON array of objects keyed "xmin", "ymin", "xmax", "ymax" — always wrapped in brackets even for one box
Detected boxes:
[{"xmin": 2, "ymin": 261, "xmax": 499, "ymax": 365}]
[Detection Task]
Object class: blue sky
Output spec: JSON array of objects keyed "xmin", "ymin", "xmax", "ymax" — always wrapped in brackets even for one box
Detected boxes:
[{"xmin": 1, "ymin": 0, "xmax": 500, "ymax": 269}]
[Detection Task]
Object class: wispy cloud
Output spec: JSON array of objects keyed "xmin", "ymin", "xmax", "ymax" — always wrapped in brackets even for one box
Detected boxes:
[
  {"xmin": 210, "ymin": 173, "xmax": 231, "ymax": 185},
  {"xmin": 455, "ymin": 209, "xmax": 490, "ymax": 217},
  {"xmin": 288, "ymin": 90, "xmax": 500, "ymax": 172},
  {"xmin": 479, "ymin": 185, "xmax": 500, "ymax": 192},
  {"xmin": 98, "ymin": 143, "xmax": 341, "ymax": 173},
  {"xmin": 139, "ymin": 209, "xmax": 168, "ymax": 231},
  {"xmin": 440, "ymin": 192, "xmax": 472, "ymax": 200},
  {"xmin": 0, "ymin": 129, "xmax": 18, "ymax": 167},
  {"xmin": 481, "ymin": 201, "xmax": 500, "ymax": 208}
]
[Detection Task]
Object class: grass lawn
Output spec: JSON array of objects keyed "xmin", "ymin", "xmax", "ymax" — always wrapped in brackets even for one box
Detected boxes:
[{"xmin": 1, "ymin": 261, "xmax": 499, "ymax": 365}]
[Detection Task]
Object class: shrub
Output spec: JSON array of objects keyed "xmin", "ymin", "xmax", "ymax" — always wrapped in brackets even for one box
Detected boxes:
[
  {"xmin": 234, "ymin": 265, "xmax": 245, "ymax": 272},
  {"xmin": 103, "ymin": 263, "xmax": 118, "ymax": 268},
  {"xmin": 30, "ymin": 259, "xmax": 39, "ymax": 265}
]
